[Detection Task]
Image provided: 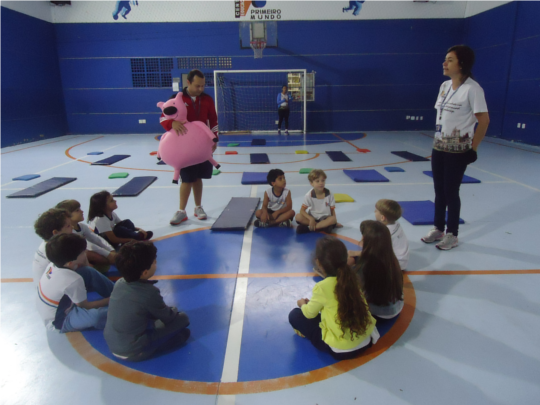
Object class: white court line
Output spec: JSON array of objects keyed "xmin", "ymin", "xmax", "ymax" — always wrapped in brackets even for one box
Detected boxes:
[
  {"xmin": 468, "ymin": 165, "xmax": 540, "ymax": 192},
  {"xmin": 217, "ymin": 186, "xmax": 257, "ymax": 405},
  {"xmin": 1, "ymin": 143, "xmax": 125, "ymax": 187}
]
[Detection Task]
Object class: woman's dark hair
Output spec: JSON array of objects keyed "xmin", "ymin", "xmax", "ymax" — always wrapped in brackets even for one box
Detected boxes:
[
  {"xmin": 267, "ymin": 168, "xmax": 285, "ymax": 185},
  {"xmin": 315, "ymin": 236, "xmax": 371, "ymax": 340},
  {"xmin": 282, "ymin": 85, "xmax": 288, "ymax": 91},
  {"xmin": 187, "ymin": 69, "xmax": 205, "ymax": 83},
  {"xmin": 447, "ymin": 45, "xmax": 475, "ymax": 82},
  {"xmin": 355, "ymin": 220, "xmax": 403, "ymax": 306},
  {"xmin": 88, "ymin": 190, "xmax": 111, "ymax": 223},
  {"xmin": 116, "ymin": 241, "xmax": 158, "ymax": 282},
  {"xmin": 46, "ymin": 233, "xmax": 87, "ymax": 268},
  {"xmin": 34, "ymin": 208, "xmax": 70, "ymax": 241}
]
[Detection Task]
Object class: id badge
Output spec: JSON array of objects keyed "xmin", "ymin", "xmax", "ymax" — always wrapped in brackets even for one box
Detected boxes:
[{"xmin": 435, "ymin": 124, "xmax": 442, "ymax": 139}]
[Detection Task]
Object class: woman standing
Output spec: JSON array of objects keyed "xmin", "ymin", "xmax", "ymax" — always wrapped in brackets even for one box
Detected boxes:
[
  {"xmin": 422, "ymin": 45, "xmax": 490, "ymax": 250},
  {"xmin": 277, "ymin": 85, "xmax": 290, "ymax": 135}
]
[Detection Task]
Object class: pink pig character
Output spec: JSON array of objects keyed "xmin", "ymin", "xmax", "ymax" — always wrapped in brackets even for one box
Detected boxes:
[{"xmin": 157, "ymin": 93, "xmax": 220, "ymax": 184}]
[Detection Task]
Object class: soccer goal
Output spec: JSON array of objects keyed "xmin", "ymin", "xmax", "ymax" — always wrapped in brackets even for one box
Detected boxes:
[{"xmin": 214, "ymin": 69, "xmax": 307, "ymax": 134}]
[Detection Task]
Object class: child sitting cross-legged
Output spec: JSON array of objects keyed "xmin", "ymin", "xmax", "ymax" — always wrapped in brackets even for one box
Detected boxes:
[
  {"xmin": 289, "ymin": 236, "xmax": 379, "ymax": 359},
  {"xmin": 254, "ymin": 168, "xmax": 295, "ymax": 228},
  {"xmin": 37, "ymin": 233, "xmax": 114, "ymax": 332},
  {"xmin": 104, "ymin": 241, "xmax": 190, "ymax": 362}
]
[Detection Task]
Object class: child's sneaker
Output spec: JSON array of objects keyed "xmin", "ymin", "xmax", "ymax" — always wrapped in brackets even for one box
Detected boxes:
[
  {"xmin": 436, "ymin": 233, "xmax": 458, "ymax": 250},
  {"xmin": 254, "ymin": 220, "xmax": 268, "ymax": 228},
  {"xmin": 296, "ymin": 224, "xmax": 310, "ymax": 234},
  {"xmin": 421, "ymin": 227, "xmax": 444, "ymax": 243},
  {"xmin": 170, "ymin": 210, "xmax": 188, "ymax": 225},
  {"xmin": 293, "ymin": 329, "xmax": 305, "ymax": 338},
  {"xmin": 279, "ymin": 219, "xmax": 292, "ymax": 228}
]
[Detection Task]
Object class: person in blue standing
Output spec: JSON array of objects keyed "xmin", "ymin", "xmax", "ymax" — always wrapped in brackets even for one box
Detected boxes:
[
  {"xmin": 422, "ymin": 45, "xmax": 490, "ymax": 250},
  {"xmin": 277, "ymin": 85, "xmax": 290, "ymax": 135}
]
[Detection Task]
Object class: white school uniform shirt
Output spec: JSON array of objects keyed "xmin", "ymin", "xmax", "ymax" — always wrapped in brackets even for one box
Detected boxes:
[
  {"xmin": 266, "ymin": 187, "xmax": 290, "ymax": 211},
  {"xmin": 387, "ymin": 222, "xmax": 409, "ymax": 271},
  {"xmin": 433, "ymin": 77, "xmax": 488, "ymax": 153},
  {"xmin": 73, "ymin": 223, "xmax": 114, "ymax": 257},
  {"xmin": 89, "ymin": 212, "xmax": 122, "ymax": 234},
  {"xmin": 32, "ymin": 241, "xmax": 49, "ymax": 287},
  {"xmin": 301, "ymin": 189, "xmax": 335, "ymax": 220},
  {"xmin": 36, "ymin": 263, "xmax": 87, "ymax": 330}
]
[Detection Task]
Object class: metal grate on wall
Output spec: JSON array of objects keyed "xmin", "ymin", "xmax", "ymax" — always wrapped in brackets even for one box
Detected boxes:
[
  {"xmin": 131, "ymin": 58, "xmax": 173, "ymax": 88},
  {"xmin": 178, "ymin": 57, "xmax": 232, "ymax": 69}
]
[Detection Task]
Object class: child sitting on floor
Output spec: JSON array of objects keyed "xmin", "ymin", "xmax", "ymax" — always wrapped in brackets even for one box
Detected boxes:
[
  {"xmin": 289, "ymin": 236, "xmax": 379, "ymax": 359},
  {"xmin": 254, "ymin": 168, "xmax": 295, "ymax": 228},
  {"xmin": 353, "ymin": 220, "xmax": 404, "ymax": 320},
  {"xmin": 87, "ymin": 191, "xmax": 153, "ymax": 249},
  {"xmin": 104, "ymin": 241, "xmax": 190, "ymax": 362},
  {"xmin": 56, "ymin": 199, "xmax": 116, "ymax": 272},
  {"xmin": 37, "ymin": 233, "xmax": 114, "ymax": 332},
  {"xmin": 295, "ymin": 169, "xmax": 340, "ymax": 234}
]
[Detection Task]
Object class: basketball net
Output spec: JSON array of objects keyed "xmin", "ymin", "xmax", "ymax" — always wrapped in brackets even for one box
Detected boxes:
[{"xmin": 250, "ymin": 40, "xmax": 266, "ymax": 59}]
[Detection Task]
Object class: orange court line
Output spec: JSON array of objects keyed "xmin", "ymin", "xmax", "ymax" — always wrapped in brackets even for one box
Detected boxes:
[
  {"xmin": 332, "ymin": 132, "xmax": 367, "ymax": 151},
  {"xmin": 1, "ymin": 278, "xmax": 34, "ymax": 283},
  {"xmin": 1, "ymin": 136, "xmax": 82, "ymax": 155}
]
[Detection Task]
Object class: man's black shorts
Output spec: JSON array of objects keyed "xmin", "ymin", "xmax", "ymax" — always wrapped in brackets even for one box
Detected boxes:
[{"xmin": 180, "ymin": 161, "xmax": 213, "ymax": 183}]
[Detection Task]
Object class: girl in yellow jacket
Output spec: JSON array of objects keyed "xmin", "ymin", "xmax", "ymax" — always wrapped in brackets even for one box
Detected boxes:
[{"xmin": 289, "ymin": 236, "xmax": 379, "ymax": 360}]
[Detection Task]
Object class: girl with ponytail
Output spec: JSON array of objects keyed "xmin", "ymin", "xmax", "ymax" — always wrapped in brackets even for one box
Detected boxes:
[{"xmin": 289, "ymin": 236, "xmax": 379, "ymax": 360}]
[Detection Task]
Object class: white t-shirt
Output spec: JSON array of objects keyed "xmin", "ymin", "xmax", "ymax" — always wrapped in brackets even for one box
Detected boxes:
[
  {"xmin": 387, "ymin": 222, "xmax": 409, "ymax": 271},
  {"xmin": 433, "ymin": 78, "xmax": 488, "ymax": 153},
  {"xmin": 301, "ymin": 189, "xmax": 335, "ymax": 220},
  {"xmin": 32, "ymin": 241, "xmax": 49, "ymax": 287},
  {"xmin": 265, "ymin": 187, "xmax": 290, "ymax": 211},
  {"xmin": 89, "ymin": 212, "xmax": 121, "ymax": 234},
  {"xmin": 73, "ymin": 223, "xmax": 114, "ymax": 257},
  {"xmin": 36, "ymin": 264, "xmax": 87, "ymax": 330},
  {"xmin": 279, "ymin": 93, "xmax": 289, "ymax": 108}
]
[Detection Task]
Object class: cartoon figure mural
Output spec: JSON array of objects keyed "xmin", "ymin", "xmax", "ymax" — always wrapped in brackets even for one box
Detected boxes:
[
  {"xmin": 112, "ymin": 1, "xmax": 138, "ymax": 21},
  {"xmin": 343, "ymin": 1, "xmax": 365, "ymax": 16}
]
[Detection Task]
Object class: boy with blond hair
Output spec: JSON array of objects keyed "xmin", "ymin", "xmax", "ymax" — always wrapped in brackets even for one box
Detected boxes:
[{"xmin": 375, "ymin": 199, "xmax": 409, "ymax": 270}]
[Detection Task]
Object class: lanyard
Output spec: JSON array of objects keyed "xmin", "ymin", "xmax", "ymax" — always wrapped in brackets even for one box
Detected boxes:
[
  {"xmin": 439, "ymin": 83, "xmax": 461, "ymax": 121},
  {"xmin": 190, "ymin": 96, "xmax": 201, "ymax": 119}
]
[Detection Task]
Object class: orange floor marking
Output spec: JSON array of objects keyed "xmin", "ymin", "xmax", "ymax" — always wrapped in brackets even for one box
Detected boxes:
[{"xmin": 332, "ymin": 132, "xmax": 367, "ymax": 152}]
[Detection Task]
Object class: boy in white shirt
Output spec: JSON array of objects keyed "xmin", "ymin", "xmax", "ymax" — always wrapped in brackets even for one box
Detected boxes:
[
  {"xmin": 254, "ymin": 169, "xmax": 295, "ymax": 228},
  {"xmin": 56, "ymin": 199, "xmax": 116, "ymax": 272},
  {"xmin": 37, "ymin": 233, "xmax": 114, "ymax": 332},
  {"xmin": 295, "ymin": 169, "xmax": 339, "ymax": 235},
  {"xmin": 375, "ymin": 199, "xmax": 409, "ymax": 270}
]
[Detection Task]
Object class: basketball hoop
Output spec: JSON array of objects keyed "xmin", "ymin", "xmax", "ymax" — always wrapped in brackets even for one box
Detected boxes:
[{"xmin": 250, "ymin": 40, "xmax": 266, "ymax": 59}]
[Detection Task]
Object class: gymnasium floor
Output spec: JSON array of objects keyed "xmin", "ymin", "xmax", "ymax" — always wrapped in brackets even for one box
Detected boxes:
[{"xmin": 1, "ymin": 131, "xmax": 540, "ymax": 405}]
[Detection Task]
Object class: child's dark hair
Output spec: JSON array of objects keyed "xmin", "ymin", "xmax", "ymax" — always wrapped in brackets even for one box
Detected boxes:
[
  {"xmin": 267, "ymin": 169, "xmax": 285, "ymax": 185},
  {"xmin": 55, "ymin": 199, "xmax": 81, "ymax": 215},
  {"xmin": 355, "ymin": 220, "xmax": 403, "ymax": 305},
  {"xmin": 116, "ymin": 241, "xmax": 158, "ymax": 282},
  {"xmin": 34, "ymin": 208, "xmax": 70, "ymax": 241},
  {"xmin": 88, "ymin": 191, "xmax": 111, "ymax": 223},
  {"xmin": 375, "ymin": 199, "xmax": 402, "ymax": 223},
  {"xmin": 46, "ymin": 233, "xmax": 87, "ymax": 268},
  {"xmin": 315, "ymin": 236, "xmax": 371, "ymax": 340},
  {"xmin": 447, "ymin": 45, "xmax": 475, "ymax": 82}
]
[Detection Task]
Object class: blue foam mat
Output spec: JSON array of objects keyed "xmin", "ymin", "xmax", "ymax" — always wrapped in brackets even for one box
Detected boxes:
[
  {"xmin": 211, "ymin": 197, "xmax": 260, "ymax": 231},
  {"xmin": 112, "ymin": 176, "xmax": 157, "ymax": 197},
  {"xmin": 91, "ymin": 154, "xmax": 131, "ymax": 165},
  {"xmin": 250, "ymin": 153, "xmax": 270, "ymax": 164},
  {"xmin": 391, "ymin": 151, "xmax": 430, "ymax": 162},
  {"xmin": 423, "ymin": 171, "xmax": 481, "ymax": 183},
  {"xmin": 6, "ymin": 177, "xmax": 76, "ymax": 198},
  {"xmin": 87, "ymin": 151, "xmax": 103, "ymax": 155},
  {"xmin": 384, "ymin": 167, "xmax": 405, "ymax": 173},
  {"xmin": 12, "ymin": 174, "xmax": 40, "ymax": 181},
  {"xmin": 397, "ymin": 200, "xmax": 464, "ymax": 225},
  {"xmin": 326, "ymin": 151, "xmax": 351, "ymax": 162},
  {"xmin": 241, "ymin": 172, "xmax": 268, "ymax": 185},
  {"xmin": 343, "ymin": 169, "xmax": 389, "ymax": 182}
]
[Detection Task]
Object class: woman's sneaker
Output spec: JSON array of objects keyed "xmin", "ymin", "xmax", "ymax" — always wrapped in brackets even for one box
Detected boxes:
[
  {"xmin": 194, "ymin": 206, "xmax": 207, "ymax": 220},
  {"xmin": 421, "ymin": 227, "xmax": 444, "ymax": 243},
  {"xmin": 170, "ymin": 210, "xmax": 188, "ymax": 225},
  {"xmin": 436, "ymin": 233, "xmax": 458, "ymax": 250}
]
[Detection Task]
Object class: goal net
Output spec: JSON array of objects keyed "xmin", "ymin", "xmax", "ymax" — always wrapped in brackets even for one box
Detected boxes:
[{"xmin": 214, "ymin": 69, "xmax": 306, "ymax": 134}]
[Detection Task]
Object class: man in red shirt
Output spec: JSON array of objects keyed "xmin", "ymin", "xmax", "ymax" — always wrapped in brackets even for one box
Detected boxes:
[{"xmin": 160, "ymin": 69, "xmax": 219, "ymax": 225}]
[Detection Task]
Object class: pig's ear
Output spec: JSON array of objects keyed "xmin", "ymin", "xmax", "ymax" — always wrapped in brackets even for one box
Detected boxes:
[{"xmin": 157, "ymin": 102, "xmax": 164, "ymax": 109}]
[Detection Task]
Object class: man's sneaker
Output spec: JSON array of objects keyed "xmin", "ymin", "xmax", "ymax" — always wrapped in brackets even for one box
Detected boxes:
[
  {"xmin": 194, "ymin": 206, "xmax": 207, "ymax": 220},
  {"xmin": 254, "ymin": 220, "xmax": 268, "ymax": 228},
  {"xmin": 170, "ymin": 210, "xmax": 188, "ymax": 225},
  {"xmin": 436, "ymin": 233, "xmax": 459, "ymax": 251},
  {"xmin": 279, "ymin": 219, "xmax": 292, "ymax": 228},
  {"xmin": 421, "ymin": 227, "xmax": 444, "ymax": 243},
  {"xmin": 296, "ymin": 224, "xmax": 310, "ymax": 234}
]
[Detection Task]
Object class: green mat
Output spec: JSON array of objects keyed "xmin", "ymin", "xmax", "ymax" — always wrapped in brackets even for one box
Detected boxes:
[
  {"xmin": 299, "ymin": 168, "xmax": 313, "ymax": 174},
  {"xmin": 213, "ymin": 169, "xmax": 221, "ymax": 175},
  {"xmin": 227, "ymin": 143, "xmax": 240, "ymax": 147},
  {"xmin": 109, "ymin": 172, "xmax": 129, "ymax": 179}
]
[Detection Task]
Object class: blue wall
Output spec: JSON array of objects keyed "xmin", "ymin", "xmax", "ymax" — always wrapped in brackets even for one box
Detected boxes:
[
  {"xmin": 1, "ymin": 7, "xmax": 68, "ymax": 147},
  {"xmin": 54, "ymin": 18, "xmax": 463, "ymax": 135}
]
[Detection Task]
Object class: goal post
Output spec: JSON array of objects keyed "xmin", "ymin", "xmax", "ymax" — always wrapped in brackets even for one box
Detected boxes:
[{"xmin": 214, "ymin": 69, "xmax": 307, "ymax": 134}]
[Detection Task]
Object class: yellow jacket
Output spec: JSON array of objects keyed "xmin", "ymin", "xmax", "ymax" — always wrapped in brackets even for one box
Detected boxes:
[{"xmin": 301, "ymin": 276, "xmax": 376, "ymax": 350}]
